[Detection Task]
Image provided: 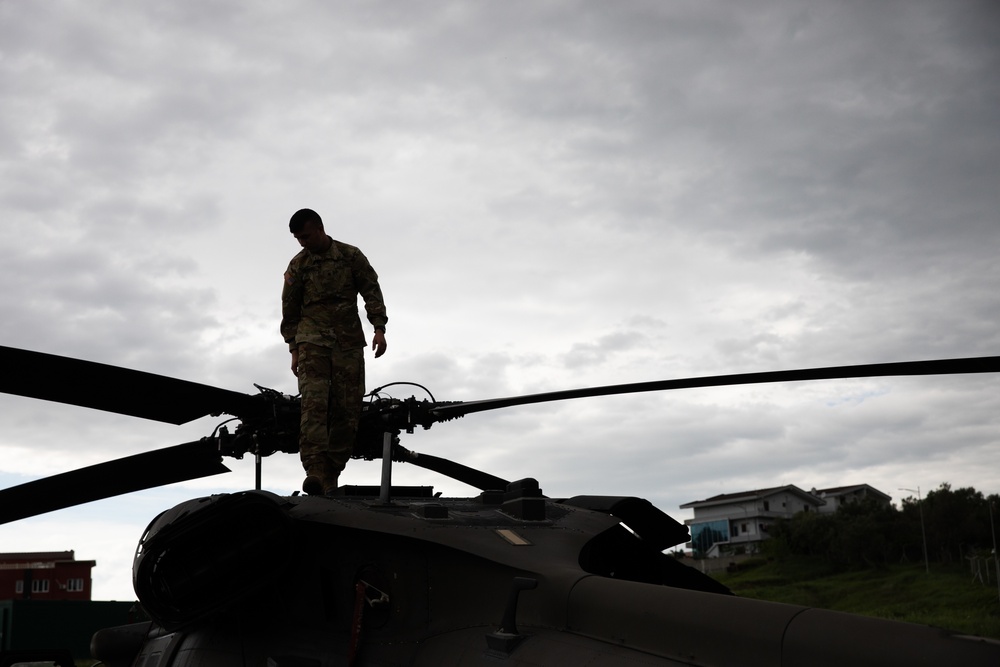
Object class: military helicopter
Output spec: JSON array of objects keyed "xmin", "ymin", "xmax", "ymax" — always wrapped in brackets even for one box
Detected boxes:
[{"xmin": 1, "ymin": 345, "xmax": 999, "ymax": 666}]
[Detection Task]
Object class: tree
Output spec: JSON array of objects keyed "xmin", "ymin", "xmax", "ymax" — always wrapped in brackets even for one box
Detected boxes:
[
  {"xmin": 904, "ymin": 483, "xmax": 996, "ymax": 563},
  {"xmin": 765, "ymin": 484, "xmax": 998, "ymax": 569}
]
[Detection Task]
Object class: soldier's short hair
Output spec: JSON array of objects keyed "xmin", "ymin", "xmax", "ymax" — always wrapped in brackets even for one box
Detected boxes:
[{"xmin": 290, "ymin": 208, "xmax": 323, "ymax": 233}]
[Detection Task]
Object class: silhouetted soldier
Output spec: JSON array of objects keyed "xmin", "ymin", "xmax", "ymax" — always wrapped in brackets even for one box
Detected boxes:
[{"xmin": 280, "ymin": 208, "xmax": 388, "ymax": 495}]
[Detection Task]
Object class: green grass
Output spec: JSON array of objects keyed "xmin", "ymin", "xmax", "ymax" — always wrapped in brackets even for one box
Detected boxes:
[{"xmin": 711, "ymin": 557, "xmax": 1000, "ymax": 639}]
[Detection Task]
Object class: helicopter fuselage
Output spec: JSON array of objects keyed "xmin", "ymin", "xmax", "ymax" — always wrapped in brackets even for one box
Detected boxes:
[{"xmin": 92, "ymin": 485, "xmax": 1000, "ymax": 667}]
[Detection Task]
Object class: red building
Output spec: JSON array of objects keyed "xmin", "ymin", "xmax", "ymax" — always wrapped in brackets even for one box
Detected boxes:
[{"xmin": 0, "ymin": 551, "xmax": 94, "ymax": 601}]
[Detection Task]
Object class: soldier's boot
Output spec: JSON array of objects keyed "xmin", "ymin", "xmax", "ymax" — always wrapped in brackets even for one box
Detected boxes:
[
  {"xmin": 302, "ymin": 475, "xmax": 324, "ymax": 495},
  {"xmin": 323, "ymin": 473, "xmax": 341, "ymax": 497},
  {"xmin": 302, "ymin": 460, "xmax": 331, "ymax": 496}
]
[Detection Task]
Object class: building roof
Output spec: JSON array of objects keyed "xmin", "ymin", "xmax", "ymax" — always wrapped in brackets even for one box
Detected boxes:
[
  {"xmin": 812, "ymin": 484, "xmax": 891, "ymax": 501},
  {"xmin": 680, "ymin": 484, "xmax": 824, "ymax": 509},
  {"xmin": 0, "ymin": 551, "xmax": 95, "ymax": 567}
]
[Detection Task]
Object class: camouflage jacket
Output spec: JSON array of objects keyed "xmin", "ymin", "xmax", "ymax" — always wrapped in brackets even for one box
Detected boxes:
[{"xmin": 280, "ymin": 238, "xmax": 388, "ymax": 351}]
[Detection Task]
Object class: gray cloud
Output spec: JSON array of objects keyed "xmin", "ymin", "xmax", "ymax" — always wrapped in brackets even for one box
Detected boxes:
[{"xmin": 0, "ymin": 0, "xmax": 997, "ymax": 600}]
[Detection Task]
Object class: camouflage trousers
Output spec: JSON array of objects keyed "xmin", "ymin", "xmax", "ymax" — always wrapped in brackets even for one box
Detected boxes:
[{"xmin": 296, "ymin": 343, "xmax": 365, "ymax": 478}]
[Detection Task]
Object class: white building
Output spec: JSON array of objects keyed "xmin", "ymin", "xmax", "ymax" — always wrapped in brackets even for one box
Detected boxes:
[
  {"xmin": 810, "ymin": 484, "xmax": 892, "ymax": 514},
  {"xmin": 680, "ymin": 483, "xmax": 895, "ymax": 558}
]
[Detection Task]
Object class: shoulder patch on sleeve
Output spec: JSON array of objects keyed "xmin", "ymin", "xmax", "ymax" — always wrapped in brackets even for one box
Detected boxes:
[{"xmin": 284, "ymin": 270, "xmax": 295, "ymax": 286}]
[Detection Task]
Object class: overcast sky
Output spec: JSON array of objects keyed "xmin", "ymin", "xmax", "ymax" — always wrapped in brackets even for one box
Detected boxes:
[{"xmin": 1, "ymin": 0, "xmax": 998, "ymax": 601}]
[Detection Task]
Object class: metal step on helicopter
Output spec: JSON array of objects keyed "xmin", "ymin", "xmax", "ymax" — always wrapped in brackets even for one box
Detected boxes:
[{"xmin": 1, "ymin": 345, "xmax": 999, "ymax": 666}]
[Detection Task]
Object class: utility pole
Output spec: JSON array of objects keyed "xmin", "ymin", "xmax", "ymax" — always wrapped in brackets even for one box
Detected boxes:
[
  {"xmin": 991, "ymin": 501, "xmax": 1000, "ymax": 604},
  {"xmin": 900, "ymin": 487, "xmax": 929, "ymax": 574}
]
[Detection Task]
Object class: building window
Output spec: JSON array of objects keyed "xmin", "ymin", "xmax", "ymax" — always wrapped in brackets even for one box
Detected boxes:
[
  {"xmin": 763, "ymin": 501, "xmax": 770, "ymax": 511},
  {"xmin": 67, "ymin": 578, "xmax": 84, "ymax": 592},
  {"xmin": 690, "ymin": 519, "xmax": 730, "ymax": 556},
  {"xmin": 15, "ymin": 580, "xmax": 23, "ymax": 594},
  {"xmin": 31, "ymin": 579, "xmax": 49, "ymax": 594}
]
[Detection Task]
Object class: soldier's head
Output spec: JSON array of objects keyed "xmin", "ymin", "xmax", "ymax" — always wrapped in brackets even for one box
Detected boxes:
[{"xmin": 289, "ymin": 208, "xmax": 330, "ymax": 254}]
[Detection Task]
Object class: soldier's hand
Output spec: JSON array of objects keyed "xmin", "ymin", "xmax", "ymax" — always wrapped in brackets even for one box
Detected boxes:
[
  {"xmin": 372, "ymin": 331, "xmax": 387, "ymax": 358},
  {"xmin": 290, "ymin": 348, "xmax": 299, "ymax": 376}
]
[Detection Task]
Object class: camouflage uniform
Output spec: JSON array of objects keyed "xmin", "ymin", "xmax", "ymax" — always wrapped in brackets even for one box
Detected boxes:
[{"xmin": 280, "ymin": 239, "xmax": 388, "ymax": 483}]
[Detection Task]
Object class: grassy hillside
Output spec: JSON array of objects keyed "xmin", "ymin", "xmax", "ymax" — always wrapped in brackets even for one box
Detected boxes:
[{"xmin": 711, "ymin": 557, "xmax": 1000, "ymax": 640}]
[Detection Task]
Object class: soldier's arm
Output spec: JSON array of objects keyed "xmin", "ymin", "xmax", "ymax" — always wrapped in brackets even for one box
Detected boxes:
[
  {"xmin": 281, "ymin": 267, "xmax": 304, "ymax": 374},
  {"xmin": 352, "ymin": 250, "xmax": 388, "ymax": 331}
]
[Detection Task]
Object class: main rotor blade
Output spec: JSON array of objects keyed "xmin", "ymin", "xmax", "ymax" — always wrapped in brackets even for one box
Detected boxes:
[
  {"xmin": 0, "ymin": 440, "xmax": 230, "ymax": 525},
  {"xmin": 431, "ymin": 356, "xmax": 1000, "ymax": 420},
  {"xmin": 0, "ymin": 346, "xmax": 257, "ymax": 424}
]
